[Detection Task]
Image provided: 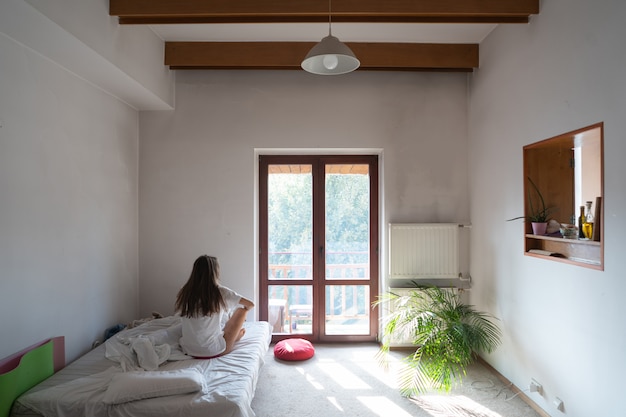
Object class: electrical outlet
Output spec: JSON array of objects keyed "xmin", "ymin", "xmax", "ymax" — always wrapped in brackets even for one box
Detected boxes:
[
  {"xmin": 530, "ymin": 378, "xmax": 543, "ymax": 394},
  {"xmin": 554, "ymin": 397, "xmax": 564, "ymax": 412}
]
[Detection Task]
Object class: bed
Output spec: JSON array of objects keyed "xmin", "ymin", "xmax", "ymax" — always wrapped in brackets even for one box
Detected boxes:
[{"xmin": 0, "ymin": 317, "xmax": 272, "ymax": 417}]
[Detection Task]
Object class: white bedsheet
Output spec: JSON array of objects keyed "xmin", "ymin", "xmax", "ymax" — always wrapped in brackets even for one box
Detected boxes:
[{"xmin": 14, "ymin": 319, "xmax": 272, "ymax": 417}]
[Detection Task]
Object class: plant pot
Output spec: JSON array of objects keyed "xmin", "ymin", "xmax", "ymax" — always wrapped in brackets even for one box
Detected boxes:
[{"xmin": 531, "ymin": 222, "xmax": 548, "ymax": 235}]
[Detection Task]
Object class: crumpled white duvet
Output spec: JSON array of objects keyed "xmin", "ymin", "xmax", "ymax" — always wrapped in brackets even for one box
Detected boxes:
[
  {"xmin": 16, "ymin": 318, "xmax": 272, "ymax": 417},
  {"xmin": 104, "ymin": 315, "xmax": 189, "ymax": 371}
]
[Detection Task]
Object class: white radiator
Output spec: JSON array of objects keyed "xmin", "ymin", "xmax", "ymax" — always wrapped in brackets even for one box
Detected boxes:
[{"xmin": 388, "ymin": 223, "xmax": 459, "ymax": 279}]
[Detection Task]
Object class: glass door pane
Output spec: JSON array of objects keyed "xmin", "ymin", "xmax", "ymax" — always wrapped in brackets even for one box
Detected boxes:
[
  {"xmin": 324, "ymin": 164, "xmax": 371, "ymax": 335},
  {"xmin": 268, "ymin": 285, "xmax": 313, "ymax": 334},
  {"xmin": 325, "ymin": 285, "xmax": 370, "ymax": 335},
  {"xmin": 266, "ymin": 164, "xmax": 313, "ymax": 335}
]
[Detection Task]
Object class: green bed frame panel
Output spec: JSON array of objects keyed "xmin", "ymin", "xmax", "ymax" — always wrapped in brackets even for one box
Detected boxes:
[{"xmin": 0, "ymin": 340, "xmax": 54, "ymax": 417}]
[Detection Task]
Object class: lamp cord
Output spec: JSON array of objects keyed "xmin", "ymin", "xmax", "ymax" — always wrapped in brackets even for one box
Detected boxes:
[{"xmin": 328, "ymin": 0, "xmax": 332, "ymax": 36}]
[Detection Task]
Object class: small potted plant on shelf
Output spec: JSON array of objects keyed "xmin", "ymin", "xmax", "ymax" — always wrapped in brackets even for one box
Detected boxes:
[
  {"xmin": 507, "ymin": 176, "xmax": 554, "ymax": 235},
  {"xmin": 373, "ymin": 285, "xmax": 501, "ymax": 396}
]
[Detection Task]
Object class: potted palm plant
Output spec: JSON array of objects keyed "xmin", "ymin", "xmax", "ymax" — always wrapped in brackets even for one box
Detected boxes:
[
  {"xmin": 507, "ymin": 176, "xmax": 554, "ymax": 235},
  {"xmin": 373, "ymin": 285, "xmax": 501, "ymax": 396}
]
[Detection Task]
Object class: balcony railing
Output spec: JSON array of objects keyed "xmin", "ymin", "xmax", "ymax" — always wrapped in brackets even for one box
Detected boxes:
[{"xmin": 267, "ymin": 257, "xmax": 370, "ymax": 335}]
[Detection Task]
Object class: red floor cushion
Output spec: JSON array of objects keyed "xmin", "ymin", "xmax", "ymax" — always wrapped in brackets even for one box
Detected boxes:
[{"xmin": 273, "ymin": 338, "xmax": 315, "ymax": 361}]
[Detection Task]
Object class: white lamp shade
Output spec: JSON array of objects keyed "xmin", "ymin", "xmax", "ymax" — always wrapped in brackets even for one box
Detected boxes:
[{"xmin": 301, "ymin": 35, "xmax": 360, "ymax": 75}]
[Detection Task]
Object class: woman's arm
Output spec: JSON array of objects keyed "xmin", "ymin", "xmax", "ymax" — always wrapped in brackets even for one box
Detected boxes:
[{"xmin": 239, "ymin": 297, "xmax": 255, "ymax": 311}]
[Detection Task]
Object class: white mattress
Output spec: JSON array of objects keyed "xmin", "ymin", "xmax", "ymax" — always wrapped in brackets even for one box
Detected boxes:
[{"xmin": 12, "ymin": 319, "xmax": 272, "ymax": 417}]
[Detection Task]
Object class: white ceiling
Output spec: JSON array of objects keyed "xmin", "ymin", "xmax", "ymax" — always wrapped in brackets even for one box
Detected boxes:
[{"xmin": 150, "ymin": 22, "xmax": 497, "ymax": 44}]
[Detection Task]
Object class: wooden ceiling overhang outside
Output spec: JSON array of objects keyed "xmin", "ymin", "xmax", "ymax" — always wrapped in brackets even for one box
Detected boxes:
[
  {"xmin": 268, "ymin": 164, "xmax": 369, "ymax": 174},
  {"xmin": 110, "ymin": 0, "xmax": 539, "ymax": 72}
]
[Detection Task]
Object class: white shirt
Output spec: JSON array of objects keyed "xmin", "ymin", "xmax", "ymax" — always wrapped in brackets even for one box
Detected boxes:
[{"xmin": 179, "ymin": 285, "xmax": 243, "ymax": 357}]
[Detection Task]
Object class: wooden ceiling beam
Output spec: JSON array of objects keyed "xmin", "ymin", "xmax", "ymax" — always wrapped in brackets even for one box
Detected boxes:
[
  {"xmin": 164, "ymin": 42, "xmax": 479, "ymax": 72},
  {"xmin": 111, "ymin": 0, "xmax": 539, "ymax": 24}
]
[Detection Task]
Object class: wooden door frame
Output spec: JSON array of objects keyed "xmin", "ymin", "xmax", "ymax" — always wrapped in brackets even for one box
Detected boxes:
[{"xmin": 259, "ymin": 154, "xmax": 379, "ymax": 343}]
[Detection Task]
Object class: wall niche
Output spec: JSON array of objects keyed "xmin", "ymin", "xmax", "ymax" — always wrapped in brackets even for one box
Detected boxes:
[{"xmin": 522, "ymin": 122, "xmax": 604, "ymax": 270}]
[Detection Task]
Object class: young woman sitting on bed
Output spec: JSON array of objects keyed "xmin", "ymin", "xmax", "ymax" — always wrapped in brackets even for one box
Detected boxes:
[{"xmin": 175, "ymin": 255, "xmax": 255, "ymax": 358}]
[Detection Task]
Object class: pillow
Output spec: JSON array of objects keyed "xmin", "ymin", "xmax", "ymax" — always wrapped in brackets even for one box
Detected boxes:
[
  {"xmin": 274, "ymin": 338, "xmax": 315, "ymax": 361},
  {"xmin": 102, "ymin": 368, "xmax": 204, "ymax": 405}
]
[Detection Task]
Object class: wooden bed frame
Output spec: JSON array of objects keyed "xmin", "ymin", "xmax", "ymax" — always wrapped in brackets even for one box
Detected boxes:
[{"xmin": 0, "ymin": 337, "xmax": 65, "ymax": 417}]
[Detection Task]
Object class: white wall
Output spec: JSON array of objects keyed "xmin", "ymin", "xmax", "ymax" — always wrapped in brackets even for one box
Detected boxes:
[
  {"xmin": 1, "ymin": 0, "xmax": 174, "ymax": 111},
  {"xmin": 138, "ymin": 70, "xmax": 470, "ymax": 317},
  {"xmin": 468, "ymin": 0, "xmax": 626, "ymax": 416},
  {"xmin": 23, "ymin": 0, "xmax": 174, "ymax": 109},
  {"xmin": 0, "ymin": 26, "xmax": 139, "ymax": 361}
]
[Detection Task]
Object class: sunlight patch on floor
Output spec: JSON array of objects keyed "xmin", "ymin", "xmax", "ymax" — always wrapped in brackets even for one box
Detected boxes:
[
  {"xmin": 355, "ymin": 362, "xmax": 398, "ymax": 389},
  {"xmin": 411, "ymin": 395, "xmax": 504, "ymax": 417},
  {"xmin": 316, "ymin": 360, "xmax": 371, "ymax": 390},
  {"xmin": 296, "ymin": 366, "xmax": 325, "ymax": 390},
  {"xmin": 327, "ymin": 396, "xmax": 344, "ymax": 412},
  {"xmin": 357, "ymin": 396, "xmax": 415, "ymax": 417},
  {"xmin": 353, "ymin": 352, "xmax": 406, "ymax": 390}
]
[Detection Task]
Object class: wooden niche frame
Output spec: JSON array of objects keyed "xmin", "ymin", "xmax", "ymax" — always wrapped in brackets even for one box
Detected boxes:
[{"xmin": 522, "ymin": 122, "xmax": 604, "ymax": 270}]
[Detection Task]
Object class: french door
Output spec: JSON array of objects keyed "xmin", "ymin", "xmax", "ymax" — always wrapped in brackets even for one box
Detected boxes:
[{"xmin": 259, "ymin": 155, "xmax": 379, "ymax": 343}]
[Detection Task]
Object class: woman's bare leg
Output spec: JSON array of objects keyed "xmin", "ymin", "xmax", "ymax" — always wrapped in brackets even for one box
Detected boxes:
[{"xmin": 220, "ymin": 307, "xmax": 249, "ymax": 356}]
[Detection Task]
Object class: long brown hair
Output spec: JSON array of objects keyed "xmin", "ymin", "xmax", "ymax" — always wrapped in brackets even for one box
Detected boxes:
[{"xmin": 175, "ymin": 255, "xmax": 225, "ymax": 317}]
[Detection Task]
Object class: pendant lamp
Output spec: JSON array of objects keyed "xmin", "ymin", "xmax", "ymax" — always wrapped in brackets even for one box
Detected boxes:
[{"xmin": 301, "ymin": 0, "xmax": 360, "ymax": 75}]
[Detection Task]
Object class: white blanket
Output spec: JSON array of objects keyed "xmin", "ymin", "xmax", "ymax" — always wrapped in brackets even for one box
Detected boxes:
[
  {"xmin": 104, "ymin": 316, "xmax": 189, "ymax": 371},
  {"xmin": 16, "ymin": 319, "xmax": 272, "ymax": 417}
]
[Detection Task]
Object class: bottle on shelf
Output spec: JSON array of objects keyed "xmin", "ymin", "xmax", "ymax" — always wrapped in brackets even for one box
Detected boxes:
[
  {"xmin": 578, "ymin": 205, "xmax": 585, "ymax": 239},
  {"xmin": 584, "ymin": 200, "xmax": 594, "ymax": 239}
]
